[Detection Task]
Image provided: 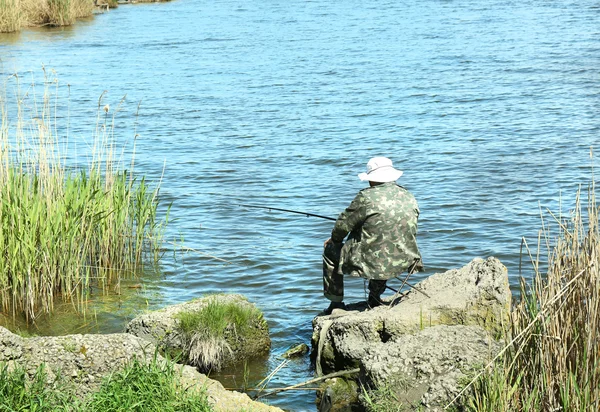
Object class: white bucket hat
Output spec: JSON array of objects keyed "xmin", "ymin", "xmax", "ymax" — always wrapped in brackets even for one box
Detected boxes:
[{"xmin": 358, "ymin": 157, "xmax": 403, "ymax": 182}]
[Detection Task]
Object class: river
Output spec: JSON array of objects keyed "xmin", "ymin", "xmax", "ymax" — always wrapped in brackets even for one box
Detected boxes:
[{"xmin": 1, "ymin": 0, "xmax": 599, "ymax": 410}]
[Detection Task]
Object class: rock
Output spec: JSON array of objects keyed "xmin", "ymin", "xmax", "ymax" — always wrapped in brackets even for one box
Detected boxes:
[
  {"xmin": 0, "ymin": 326, "xmax": 282, "ymax": 412},
  {"xmin": 311, "ymin": 257, "xmax": 511, "ymax": 410},
  {"xmin": 361, "ymin": 325, "xmax": 501, "ymax": 410},
  {"xmin": 0, "ymin": 325, "xmax": 24, "ymax": 361},
  {"xmin": 126, "ymin": 294, "xmax": 271, "ymax": 372},
  {"xmin": 282, "ymin": 343, "xmax": 309, "ymax": 359},
  {"xmin": 317, "ymin": 377, "xmax": 360, "ymax": 412},
  {"xmin": 176, "ymin": 363, "xmax": 283, "ymax": 412}
]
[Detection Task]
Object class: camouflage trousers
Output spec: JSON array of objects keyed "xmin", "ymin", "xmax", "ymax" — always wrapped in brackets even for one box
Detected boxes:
[{"xmin": 323, "ymin": 242, "xmax": 387, "ymax": 303}]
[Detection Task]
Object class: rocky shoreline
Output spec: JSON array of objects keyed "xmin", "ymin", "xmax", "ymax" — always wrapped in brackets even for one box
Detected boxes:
[
  {"xmin": 0, "ymin": 257, "xmax": 511, "ymax": 411},
  {"xmin": 311, "ymin": 257, "xmax": 511, "ymax": 411},
  {"xmin": 0, "ymin": 294, "xmax": 281, "ymax": 412}
]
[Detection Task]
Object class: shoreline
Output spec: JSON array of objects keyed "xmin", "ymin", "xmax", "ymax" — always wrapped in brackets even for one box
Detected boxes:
[{"xmin": 0, "ymin": 0, "xmax": 173, "ymax": 34}]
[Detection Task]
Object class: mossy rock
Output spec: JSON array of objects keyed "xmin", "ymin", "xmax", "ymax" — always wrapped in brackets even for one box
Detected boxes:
[
  {"xmin": 126, "ymin": 294, "xmax": 270, "ymax": 372},
  {"xmin": 317, "ymin": 377, "xmax": 360, "ymax": 412}
]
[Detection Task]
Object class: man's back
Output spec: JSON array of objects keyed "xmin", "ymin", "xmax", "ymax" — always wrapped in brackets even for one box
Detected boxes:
[{"xmin": 337, "ymin": 182, "xmax": 421, "ymax": 279}]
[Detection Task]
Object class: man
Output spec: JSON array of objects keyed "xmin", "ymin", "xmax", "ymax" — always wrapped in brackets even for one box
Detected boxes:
[{"xmin": 322, "ymin": 157, "xmax": 423, "ymax": 314}]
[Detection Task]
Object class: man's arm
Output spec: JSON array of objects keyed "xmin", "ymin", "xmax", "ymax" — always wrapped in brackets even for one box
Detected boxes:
[{"xmin": 330, "ymin": 192, "xmax": 366, "ymax": 243}]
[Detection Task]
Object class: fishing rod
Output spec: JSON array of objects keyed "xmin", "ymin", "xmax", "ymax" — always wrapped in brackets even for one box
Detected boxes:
[{"xmin": 239, "ymin": 204, "xmax": 336, "ymax": 221}]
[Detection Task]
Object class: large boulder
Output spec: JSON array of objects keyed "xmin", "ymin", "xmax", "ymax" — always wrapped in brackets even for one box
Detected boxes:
[
  {"xmin": 126, "ymin": 294, "xmax": 271, "ymax": 372},
  {"xmin": 0, "ymin": 326, "xmax": 282, "ymax": 412},
  {"xmin": 311, "ymin": 257, "xmax": 511, "ymax": 411}
]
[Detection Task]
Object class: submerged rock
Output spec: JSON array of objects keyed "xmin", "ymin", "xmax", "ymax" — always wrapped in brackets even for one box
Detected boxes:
[
  {"xmin": 282, "ymin": 343, "xmax": 310, "ymax": 359},
  {"xmin": 311, "ymin": 257, "xmax": 511, "ymax": 411},
  {"xmin": 126, "ymin": 294, "xmax": 271, "ymax": 372}
]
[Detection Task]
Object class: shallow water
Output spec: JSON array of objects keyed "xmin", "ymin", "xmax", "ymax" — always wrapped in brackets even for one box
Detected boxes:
[{"xmin": 1, "ymin": 0, "xmax": 599, "ymax": 410}]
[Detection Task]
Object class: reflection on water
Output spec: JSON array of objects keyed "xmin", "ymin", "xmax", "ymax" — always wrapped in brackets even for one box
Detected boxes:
[
  {"xmin": 1, "ymin": 0, "xmax": 600, "ymax": 410},
  {"xmin": 0, "ymin": 276, "xmax": 166, "ymax": 337}
]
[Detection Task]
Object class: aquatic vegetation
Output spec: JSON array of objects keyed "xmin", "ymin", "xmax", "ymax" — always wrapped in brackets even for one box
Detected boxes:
[
  {"xmin": 0, "ymin": 0, "xmax": 175, "ymax": 33},
  {"xmin": 46, "ymin": 0, "xmax": 75, "ymax": 26},
  {"xmin": 70, "ymin": 0, "xmax": 94, "ymax": 19},
  {"xmin": 2, "ymin": 0, "xmax": 95, "ymax": 31},
  {"xmin": 459, "ymin": 180, "xmax": 600, "ymax": 410},
  {"xmin": 176, "ymin": 296, "xmax": 265, "ymax": 372},
  {"xmin": 0, "ymin": 72, "xmax": 168, "ymax": 321},
  {"xmin": 0, "ymin": 0, "xmax": 23, "ymax": 33}
]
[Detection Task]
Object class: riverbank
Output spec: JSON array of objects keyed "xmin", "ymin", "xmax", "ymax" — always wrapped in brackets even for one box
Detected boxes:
[
  {"xmin": 0, "ymin": 0, "xmax": 172, "ymax": 33},
  {"xmin": 0, "ymin": 294, "xmax": 280, "ymax": 411}
]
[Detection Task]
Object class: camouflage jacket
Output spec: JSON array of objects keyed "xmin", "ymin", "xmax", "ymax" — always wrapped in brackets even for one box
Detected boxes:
[{"xmin": 331, "ymin": 182, "xmax": 423, "ymax": 280}]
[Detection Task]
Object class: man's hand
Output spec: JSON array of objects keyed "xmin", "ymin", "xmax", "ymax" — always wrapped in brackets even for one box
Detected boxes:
[{"xmin": 324, "ymin": 237, "xmax": 332, "ymax": 247}]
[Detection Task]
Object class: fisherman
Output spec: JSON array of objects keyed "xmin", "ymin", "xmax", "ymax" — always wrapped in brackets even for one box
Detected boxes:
[{"xmin": 322, "ymin": 157, "xmax": 423, "ymax": 314}]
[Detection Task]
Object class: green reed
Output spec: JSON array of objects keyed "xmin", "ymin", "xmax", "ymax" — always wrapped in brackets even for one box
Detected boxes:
[
  {"xmin": 0, "ymin": 72, "xmax": 167, "ymax": 322},
  {"xmin": 461, "ymin": 177, "xmax": 600, "ymax": 410}
]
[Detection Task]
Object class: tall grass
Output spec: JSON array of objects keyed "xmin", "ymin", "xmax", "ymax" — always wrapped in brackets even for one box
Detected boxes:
[
  {"xmin": 0, "ymin": 72, "xmax": 168, "ymax": 321},
  {"xmin": 461, "ymin": 179, "xmax": 600, "ymax": 410},
  {"xmin": 47, "ymin": 0, "xmax": 74, "ymax": 26},
  {"xmin": 0, "ymin": 0, "xmax": 94, "ymax": 32},
  {"xmin": 0, "ymin": 0, "xmax": 23, "ymax": 33},
  {"xmin": 71, "ymin": 0, "xmax": 93, "ymax": 19}
]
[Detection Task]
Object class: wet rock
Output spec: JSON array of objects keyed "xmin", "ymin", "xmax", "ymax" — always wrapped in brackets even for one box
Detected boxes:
[
  {"xmin": 317, "ymin": 377, "xmax": 360, "ymax": 412},
  {"xmin": 311, "ymin": 257, "xmax": 511, "ymax": 410},
  {"xmin": 126, "ymin": 294, "xmax": 271, "ymax": 372},
  {"xmin": 282, "ymin": 343, "xmax": 310, "ymax": 359}
]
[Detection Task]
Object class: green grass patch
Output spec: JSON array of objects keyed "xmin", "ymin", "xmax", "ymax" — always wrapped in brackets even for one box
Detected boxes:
[
  {"xmin": 361, "ymin": 373, "xmax": 412, "ymax": 412},
  {"xmin": 88, "ymin": 357, "xmax": 212, "ymax": 412},
  {"xmin": 0, "ymin": 363, "xmax": 78, "ymax": 411},
  {"xmin": 177, "ymin": 298, "xmax": 262, "ymax": 338},
  {"xmin": 175, "ymin": 297, "xmax": 264, "ymax": 372},
  {"xmin": 0, "ymin": 357, "xmax": 212, "ymax": 412}
]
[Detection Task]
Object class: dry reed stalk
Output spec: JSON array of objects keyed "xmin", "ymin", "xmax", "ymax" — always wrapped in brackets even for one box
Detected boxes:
[
  {"xmin": 186, "ymin": 334, "xmax": 233, "ymax": 372},
  {"xmin": 47, "ymin": 0, "xmax": 74, "ymax": 26},
  {"xmin": 0, "ymin": 0, "xmax": 23, "ymax": 33},
  {"xmin": 71, "ymin": 0, "xmax": 92, "ymax": 18},
  {"xmin": 19, "ymin": 0, "xmax": 93, "ymax": 28},
  {"xmin": 457, "ymin": 177, "xmax": 600, "ymax": 411}
]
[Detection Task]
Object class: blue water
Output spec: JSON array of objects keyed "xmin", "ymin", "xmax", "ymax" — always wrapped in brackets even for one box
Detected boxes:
[{"xmin": 1, "ymin": 0, "xmax": 599, "ymax": 410}]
